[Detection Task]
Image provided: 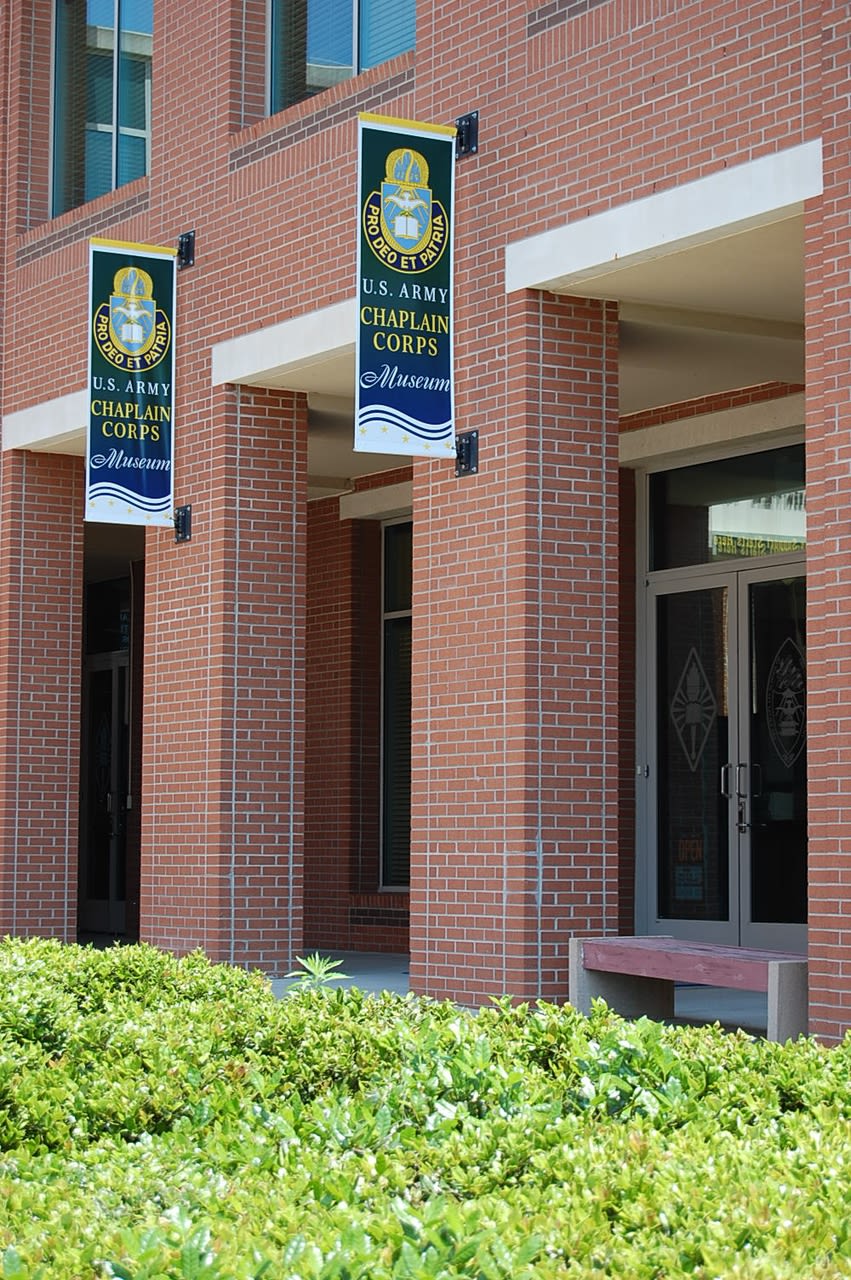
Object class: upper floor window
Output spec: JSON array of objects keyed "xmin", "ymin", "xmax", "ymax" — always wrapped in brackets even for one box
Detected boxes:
[
  {"xmin": 270, "ymin": 0, "xmax": 414, "ymax": 114},
  {"xmin": 53, "ymin": 1, "xmax": 153, "ymax": 217}
]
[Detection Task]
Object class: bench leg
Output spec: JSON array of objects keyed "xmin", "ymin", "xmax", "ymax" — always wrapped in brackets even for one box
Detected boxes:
[
  {"xmin": 767, "ymin": 960, "xmax": 808, "ymax": 1042},
  {"xmin": 569, "ymin": 937, "xmax": 675, "ymax": 1021}
]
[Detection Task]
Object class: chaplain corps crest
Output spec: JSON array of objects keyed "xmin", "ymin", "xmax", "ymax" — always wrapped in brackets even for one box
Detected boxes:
[
  {"xmin": 93, "ymin": 266, "xmax": 171, "ymax": 370},
  {"xmin": 363, "ymin": 148, "xmax": 449, "ymax": 273}
]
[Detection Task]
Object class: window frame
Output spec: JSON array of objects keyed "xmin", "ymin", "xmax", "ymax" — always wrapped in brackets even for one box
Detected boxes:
[
  {"xmin": 266, "ymin": 0, "xmax": 414, "ymax": 117},
  {"xmin": 51, "ymin": 0, "xmax": 153, "ymax": 219}
]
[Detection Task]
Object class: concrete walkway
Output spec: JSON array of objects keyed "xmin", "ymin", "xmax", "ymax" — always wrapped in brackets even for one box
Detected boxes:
[{"xmin": 269, "ymin": 949, "xmax": 769, "ymax": 1034}]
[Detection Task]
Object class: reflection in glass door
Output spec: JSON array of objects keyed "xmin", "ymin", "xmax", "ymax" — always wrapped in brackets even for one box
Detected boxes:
[
  {"xmin": 742, "ymin": 573, "xmax": 807, "ymax": 949},
  {"xmin": 649, "ymin": 569, "xmax": 806, "ymax": 952}
]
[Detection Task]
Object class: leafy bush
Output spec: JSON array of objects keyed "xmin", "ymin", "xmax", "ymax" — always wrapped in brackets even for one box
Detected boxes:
[{"xmin": 0, "ymin": 937, "xmax": 849, "ymax": 1277}]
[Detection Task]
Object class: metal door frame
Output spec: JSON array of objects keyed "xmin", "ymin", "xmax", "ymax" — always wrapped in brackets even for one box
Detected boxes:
[{"xmin": 637, "ymin": 556, "xmax": 806, "ymax": 951}]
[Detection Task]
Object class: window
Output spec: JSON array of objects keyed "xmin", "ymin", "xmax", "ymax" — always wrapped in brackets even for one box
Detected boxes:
[
  {"xmin": 269, "ymin": 0, "xmax": 414, "ymax": 114},
  {"xmin": 381, "ymin": 520, "xmax": 412, "ymax": 887},
  {"xmin": 53, "ymin": 1, "xmax": 153, "ymax": 217},
  {"xmin": 649, "ymin": 445, "xmax": 805, "ymax": 571}
]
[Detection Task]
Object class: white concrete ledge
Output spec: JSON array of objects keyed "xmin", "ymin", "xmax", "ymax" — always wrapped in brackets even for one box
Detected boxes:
[
  {"xmin": 211, "ymin": 298, "xmax": 357, "ymax": 389},
  {"xmin": 2, "ymin": 389, "xmax": 87, "ymax": 454},
  {"xmin": 619, "ymin": 392, "xmax": 805, "ymax": 468},
  {"xmin": 339, "ymin": 481, "xmax": 412, "ymax": 521},
  {"xmin": 506, "ymin": 141, "xmax": 823, "ymax": 295}
]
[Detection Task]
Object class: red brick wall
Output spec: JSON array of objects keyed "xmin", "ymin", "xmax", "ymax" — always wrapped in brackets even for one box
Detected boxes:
[
  {"xmin": 409, "ymin": 291, "xmax": 620, "ymax": 1003},
  {"xmin": 621, "ymin": 384, "xmax": 806, "ymax": 434},
  {"xmin": 0, "ymin": 453, "xmax": 84, "ymax": 939},
  {"xmin": 140, "ymin": 385, "xmax": 307, "ymax": 971},
  {"xmin": 0, "ymin": 0, "xmax": 844, "ymax": 1027},
  {"xmin": 618, "ymin": 468, "xmax": 637, "ymax": 936},
  {"xmin": 804, "ymin": 5, "xmax": 851, "ymax": 1043},
  {"xmin": 305, "ymin": 497, "xmax": 408, "ymax": 954}
]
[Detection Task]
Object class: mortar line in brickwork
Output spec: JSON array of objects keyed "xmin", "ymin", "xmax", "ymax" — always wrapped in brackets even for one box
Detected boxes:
[
  {"xmin": 423, "ymin": 464, "xmax": 433, "ymax": 978},
  {"xmin": 201, "ymin": 396, "xmax": 215, "ymax": 957},
  {"xmin": 229, "ymin": 388, "xmax": 243, "ymax": 965},
  {"xmin": 286, "ymin": 395, "xmax": 298, "ymax": 967},
  {"xmin": 534, "ymin": 292, "xmax": 545, "ymax": 995},
  {"xmin": 601, "ymin": 302, "xmax": 612, "ymax": 935},
  {"xmin": 62, "ymin": 479, "xmax": 77, "ymax": 939},
  {"xmin": 501, "ymin": 289, "xmax": 510, "ymax": 991},
  {"xmin": 11, "ymin": 463, "xmax": 25, "ymax": 934}
]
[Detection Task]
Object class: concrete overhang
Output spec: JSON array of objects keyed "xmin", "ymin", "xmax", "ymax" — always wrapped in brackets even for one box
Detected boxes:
[
  {"xmin": 211, "ymin": 297, "xmax": 357, "ymax": 398},
  {"xmin": 210, "ymin": 297, "xmax": 407, "ymax": 495},
  {"xmin": 505, "ymin": 141, "xmax": 822, "ymax": 302},
  {"xmin": 506, "ymin": 141, "xmax": 821, "ymax": 414},
  {"xmin": 2, "ymin": 390, "xmax": 87, "ymax": 455}
]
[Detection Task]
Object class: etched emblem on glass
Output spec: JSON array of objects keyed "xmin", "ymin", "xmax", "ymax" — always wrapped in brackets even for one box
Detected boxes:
[
  {"xmin": 766, "ymin": 637, "xmax": 806, "ymax": 766},
  {"xmin": 670, "ymin": 647, "xmax": 717, "ymax": 771}
]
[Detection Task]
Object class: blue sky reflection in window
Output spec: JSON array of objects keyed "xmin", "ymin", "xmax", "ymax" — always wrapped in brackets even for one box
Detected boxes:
[
  {"xmin": 53, "ymin": 0, "xmax": 153, "ymax": 217},
  {"xmin": 270, "ymin": 0, "xmax": 414, "ymax": 114}
]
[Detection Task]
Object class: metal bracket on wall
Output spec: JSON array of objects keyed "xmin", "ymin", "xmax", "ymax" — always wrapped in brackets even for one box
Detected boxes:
[
  {"xmin": 177, "ymin": 230, "xmax": 195, "ymax": 270},
  {"xmin": 455, "ymin": 111, "xmax": 479, "ymax": 158},
  {"xmin": 455, "ymin": 430, "xmax": 479, "ymax": 477},
  {"xmin": 174, "ymin": 504, "xmax": 192, "ymax": 543}
]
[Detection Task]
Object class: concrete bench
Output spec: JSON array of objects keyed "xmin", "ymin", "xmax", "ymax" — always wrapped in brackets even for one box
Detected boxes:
[{"xmin": 569, "ymin": 935, "xmax": 808, "ymax": 1042}]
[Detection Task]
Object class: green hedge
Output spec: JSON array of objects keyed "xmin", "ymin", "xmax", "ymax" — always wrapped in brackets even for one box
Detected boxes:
[{"xmin": 1, "ymin": 938, "xmax": 850, "ymax": 1278}]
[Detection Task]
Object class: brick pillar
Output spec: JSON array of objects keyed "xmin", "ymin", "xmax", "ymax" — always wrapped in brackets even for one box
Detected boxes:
[
  {"xmin": 410, "ymin": 291, "xmax": 620, "ymax": 1003},
  {"xmin": 139, "ymin": 385, "xmax": 307, "ymax": 973},
  {"xmin": 804, "ymin": 7, "xmax": 851, "ymax": 1041},
  {"xmin": 0, "ymin": 451, "xmax": 84, "ymax": 939}
]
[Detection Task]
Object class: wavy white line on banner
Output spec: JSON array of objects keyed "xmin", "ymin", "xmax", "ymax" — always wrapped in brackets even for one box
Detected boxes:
[
  {"xmin": 358, "ymin": 404, "xmax": 453, "ymax": 438},
  {"xmin": 88, "ymin": 483, "xmax": 172, "ymax": 511}
]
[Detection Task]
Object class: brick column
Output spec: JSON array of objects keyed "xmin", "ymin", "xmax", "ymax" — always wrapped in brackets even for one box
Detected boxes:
[
  {"xmin": 410, "ymin": 291, "xmax": 620, "ymax": 1003},
  {"xmin": 139, "ymin": 385, "xmax": 307, "ymax": 973},
  {"xmin": 804, "ymin": 7, "xmax": 851, "ymax": 1041},
  {"xmin": 0, "ymin": 451, "xmax": 84, "ymax": 939}
]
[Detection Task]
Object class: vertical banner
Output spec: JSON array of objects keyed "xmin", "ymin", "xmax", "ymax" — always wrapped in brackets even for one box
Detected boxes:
[
  {"xmin": 356, "ymin": 113, "xmax": 456, "ymax": 458},
  {"xmin": 86, "ymin": 238, "xmax": 176, "ymax": 526}
]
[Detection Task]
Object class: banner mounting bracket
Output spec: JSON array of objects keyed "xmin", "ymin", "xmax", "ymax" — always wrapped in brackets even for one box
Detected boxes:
[
  {"xmin": 174, "ymin": 504, "xmax": 192, "ymax": 543},
  {"xmin": 177, "ymin": 230, "xmax": 195, "ymax": 270},
  {"xmin": 455, "ymin": 111, "xmax": 479, "ymax": 159},
  {"xmin": 455, "ymin": 430, "xmax": 479, "ymax": 477}
]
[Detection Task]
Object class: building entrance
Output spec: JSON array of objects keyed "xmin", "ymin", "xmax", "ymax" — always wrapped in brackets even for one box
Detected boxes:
[
  {"xmin": 79, "ymin": 650, "xmax": 130, "ymax": 936},
  {"xmin": 638, "ymin": 444, "xmax": 806, "ymax": 953},
  {"xmin": 78, "ymin": 557, "xmax": 143, "ymax": 941},
  {"xmin": 647, "ymin": 566, "xmax": 806, "ymax": 952}
]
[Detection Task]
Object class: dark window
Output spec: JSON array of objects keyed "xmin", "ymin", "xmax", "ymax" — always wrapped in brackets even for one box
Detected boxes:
[
  {"xmin": 53, "ymin": 0, "xmax": 152, "ymax": 217},
  {"xmin": 649, "ymin": 445, "xmax": 805, "ymax": 571},
  {"xmin": 382, "ymin": 520, "xmax": 412, "ymax": 887},
  {"xmin": 270, "ymin": 0, "xmax": 414, "ymax": 114}
]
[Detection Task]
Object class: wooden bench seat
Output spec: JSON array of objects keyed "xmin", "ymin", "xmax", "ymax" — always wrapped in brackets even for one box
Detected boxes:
[{"xmin": 569, "ymin": 935, "xmax": 808, "ymax": 1042}]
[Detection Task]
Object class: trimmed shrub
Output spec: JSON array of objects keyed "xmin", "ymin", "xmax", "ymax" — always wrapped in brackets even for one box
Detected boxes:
[{"xmin": 0, "ymin": 938, "xmax": 848, "ymax": 1278}]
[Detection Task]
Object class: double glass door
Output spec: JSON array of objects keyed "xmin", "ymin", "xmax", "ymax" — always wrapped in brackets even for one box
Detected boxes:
[{"xmin": 646, "ymin": 564, "xmax": 806, "ymax": 952}]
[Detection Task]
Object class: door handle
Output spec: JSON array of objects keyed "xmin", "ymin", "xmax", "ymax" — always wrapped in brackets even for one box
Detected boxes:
[
  {"xmin": 735, "ymin": 763, "xmax": 748, "ymax": 798},
  {"xmin": 720, "ymin": 763, "xmax": 732, "ymax": 798},
  {"xmin": 737, "ymin": 797, "xmax": 750, "ymax": 833}
]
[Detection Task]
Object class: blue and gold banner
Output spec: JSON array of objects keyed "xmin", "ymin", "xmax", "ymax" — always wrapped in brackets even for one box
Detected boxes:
[
  {"xmin": 355, "ymin": 114, "xmax": 456, "ymax": 458},
  {"xmin": 86, "ymin": 238, "xmax": 176, "ymax": 526}
]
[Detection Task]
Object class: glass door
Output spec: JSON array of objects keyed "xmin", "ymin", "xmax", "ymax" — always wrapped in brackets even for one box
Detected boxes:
[
  {"xmin": 79, "ymin": 652, "xmax": 129, "ymax": 935},
  {"xmin": 646, "ymin": 567, "xmax": 806, "ymax": 952},
  {"xmin": 739, "ymin": 568, "xmax": 806, "ymax": 951}
]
